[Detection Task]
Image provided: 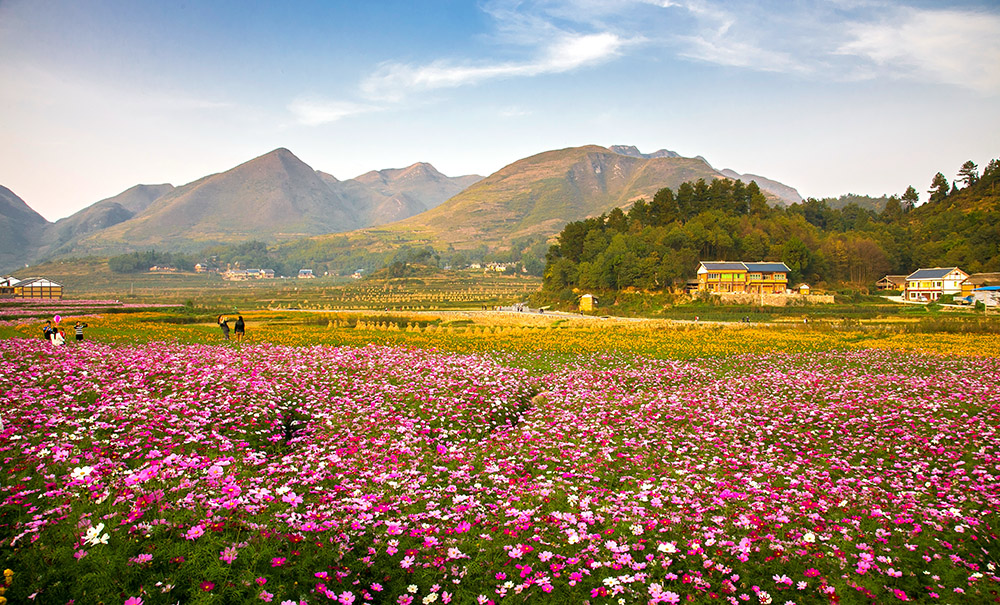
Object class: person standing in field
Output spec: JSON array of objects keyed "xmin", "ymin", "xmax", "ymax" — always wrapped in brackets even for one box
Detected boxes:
[
  {"xmin": 42, "ymin": 320, "xmax": 53, "ymax": 341},
  {"xmin": 234, "ymin": 315, "xmax": 245, "ymax": 342},
  {"xmin": 74, "ymin": 321, "xmax": 88, "ymax": 342},
  {"xmin": 218, "ymin": 315, "xmax": 230, "ymax": 341}
]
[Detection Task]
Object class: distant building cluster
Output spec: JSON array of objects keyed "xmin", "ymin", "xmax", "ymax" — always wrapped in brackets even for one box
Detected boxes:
[
  {"xmin": 223, "ymin": 268, "xmax": 275, "ymax": 281},
  {"xmin": 879, "ymin": 267, "xmax": 1000, "ymax": 307},
  {"xmin": 0, "ymin": 276, "xmax": 64, "ymax": 299}
]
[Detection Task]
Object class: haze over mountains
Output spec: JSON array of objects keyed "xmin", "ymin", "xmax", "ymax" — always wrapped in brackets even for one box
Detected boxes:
[{"xmin": 0, "ymin": 144, "xmax": 802, "ymax": 272}]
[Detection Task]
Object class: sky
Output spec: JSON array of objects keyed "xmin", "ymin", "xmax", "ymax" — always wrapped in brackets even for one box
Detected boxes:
[{"xmin": 1, "ymin": 0, "xmax": 998, "ymax": 221}]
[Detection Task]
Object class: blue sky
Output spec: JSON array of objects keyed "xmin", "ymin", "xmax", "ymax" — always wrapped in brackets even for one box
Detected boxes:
[{"xmin": 1, "ymin": 0, "xmax": 998, "ymax": 221}]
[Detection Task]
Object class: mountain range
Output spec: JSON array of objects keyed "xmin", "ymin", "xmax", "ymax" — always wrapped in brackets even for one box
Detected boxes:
[{"xmin": 0, "ymin": 145, "xmax": 802, "ymax": 272}]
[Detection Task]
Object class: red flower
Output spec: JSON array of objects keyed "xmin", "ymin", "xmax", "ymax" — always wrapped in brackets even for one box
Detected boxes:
[{"xmin": 200, "ymin": 581, "xmax": 215, "ymax": 591}]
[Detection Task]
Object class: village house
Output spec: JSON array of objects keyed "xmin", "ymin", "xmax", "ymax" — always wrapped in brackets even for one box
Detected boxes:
[
  {"xmin": 696, "ymin": 261, "xmax": 790, "ymax": 294},
  {"xmin": 903, "ymin": 267, "xmax": 969, "ymax": 302},
  {"xmin": 298, "ymin": 269, "xmax": 315, "ymax": 279},
  {"xmin": 876, "ymin": 275, "xmax": 908, "ymax": 291},
  {"xmin": 579, "ymin": 293, "xmax": 597, "ymax": 312},
  {"xmin": 961, "ymin": 272, "xmax": 1000, "ymax": 298}
]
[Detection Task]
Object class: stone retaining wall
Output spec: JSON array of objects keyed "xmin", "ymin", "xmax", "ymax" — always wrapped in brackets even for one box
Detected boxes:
[{"xmin": 716, "ymin": 293, "xmax": 835, "ymax": 306}]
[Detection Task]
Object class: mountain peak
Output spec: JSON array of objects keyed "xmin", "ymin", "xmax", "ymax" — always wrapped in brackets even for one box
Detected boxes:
[{"xmin": 609, "ymin": 145, "xmax": 682, "ymax": 160}]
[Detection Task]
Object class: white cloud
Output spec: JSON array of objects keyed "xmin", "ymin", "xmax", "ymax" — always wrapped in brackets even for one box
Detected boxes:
[
  {"xmin": 287, "ymin": 98, "xmax": 378, "ymax": 126},
  {"xmin": 361, "ymin": 32, "xmax": 630, "ymax": 102},
  {"xmin": 676, "ymin": 34, "xmax": 806, "ymax": 73},
  {"xmin": 837, "ymin": 7, "xmax": 1000, "ymax": 94}
]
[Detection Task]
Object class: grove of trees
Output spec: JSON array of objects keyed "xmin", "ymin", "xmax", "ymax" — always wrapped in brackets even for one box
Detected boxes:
[{"xmin": 543, "ymin": 158, "xmax": 1000, "ymax": 293}]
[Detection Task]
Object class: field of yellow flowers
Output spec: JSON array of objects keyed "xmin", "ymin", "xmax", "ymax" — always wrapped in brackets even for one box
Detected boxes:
[{"xmin": 6, "ymin": 308, "xmax": 1000, "ymax": 362}]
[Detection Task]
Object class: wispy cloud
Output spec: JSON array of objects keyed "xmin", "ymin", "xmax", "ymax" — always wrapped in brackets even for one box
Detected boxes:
[
  {"xmin": 292, "ymin": 0, "xmax": 1000, "ymax": 126},
  {"xmin": 837, "ymin": 7, "xmax": 1000, "ymax": 94},
  {"xmin": 641, "ymin": 0, "xmax": 1000, "ymax": 93},
  {"xmin": 287, "ymin": 98, "xmax": 379, "ymax": 126},
  {"xmin": 361, "ymin": 32, "xmax": 631, "ymax": 102}
]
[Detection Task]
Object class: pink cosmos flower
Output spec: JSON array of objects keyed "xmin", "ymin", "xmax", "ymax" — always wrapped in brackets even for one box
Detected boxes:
[
  {"xmin": 220, "ymin": 546, "xmax": 238, "ymax": 564},
  {"xmin": 124, "ymin": 598, "xmax": 143, "ymax": 605},
  {"xmin": 185, "ymin": 525, "xmax": 205, "ymax": 540}
]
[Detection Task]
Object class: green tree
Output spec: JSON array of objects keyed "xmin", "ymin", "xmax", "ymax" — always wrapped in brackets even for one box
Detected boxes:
[
  {"xmin": 880, "ymin": 196, "xmax": 903, "ymax": 222},
  {"xmin": 901, "ymin": 186, "xmax": 919, "ymax": 212},
  {"xmin": 781, "ymin": 237, "xmax": 815, "ymax": 283},
  {"xmin": 928, "ymin": 172, "xmax": 950, "ymax": 202},
  {"xmin": 957, "ymin": 160, "xmax": 979, "ymax": 188}
]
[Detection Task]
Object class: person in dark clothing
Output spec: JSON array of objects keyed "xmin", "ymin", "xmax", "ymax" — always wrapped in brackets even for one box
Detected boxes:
[
  {"xmin": 234, "ymin": 315, "xmax": 245, "ymax": 342},
  {"xmin": 42, "ymin": 320, "xmax": 53, "ymax": 341},
  {"xmin": 218, "ymin": 316, "xmax": 230, "ymax": 341}
]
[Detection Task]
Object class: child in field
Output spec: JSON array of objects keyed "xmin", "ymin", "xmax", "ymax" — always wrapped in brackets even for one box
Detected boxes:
[
  {"xmin": 74, "ymin": 321, "xmax": 88, "ymax": 342},
  {"xmin": 219, "ymin": 316, "xmax": 230, "ymax": 341},
  {"xmin": 51, "ymin": 328, "xmax": 66, "ymax": 346},
  {"xmin": 42, "ymin": 320, "xmax": 53, "ymax": 341}
]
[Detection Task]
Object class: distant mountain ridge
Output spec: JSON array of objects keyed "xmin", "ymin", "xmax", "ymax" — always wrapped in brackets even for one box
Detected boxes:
[
  {"xmin": 610, "ymin": 145, "xmax": 802, "ymax": 205},
  {"xmin": 357, "ymin": 145, "xmax": 758, "ymax": 249},
  {"xmin": 0, "ymin": 143, "xmax": 803, "ymax": 271},
  {"xmin": 0, "ymin": 150, "xmax": 483, "ymax": 266},
  {"xmin": 0, "ymin": 186, "xmax": 48, "ymax": 270}
]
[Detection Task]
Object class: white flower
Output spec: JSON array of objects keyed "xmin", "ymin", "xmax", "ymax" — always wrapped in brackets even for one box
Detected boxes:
[
  {"xmin": 84, "ymin": 522, "xmax": 109, "ymax": 546},
  {"xmin": 71, "ymin": 466, "xmax": 94, "ymax": 480}
]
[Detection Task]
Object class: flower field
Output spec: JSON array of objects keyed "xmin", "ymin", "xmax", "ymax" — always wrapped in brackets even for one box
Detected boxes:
[{"xmin": 2, "ymin": 335, "xmax": 999, "ymax": 605}]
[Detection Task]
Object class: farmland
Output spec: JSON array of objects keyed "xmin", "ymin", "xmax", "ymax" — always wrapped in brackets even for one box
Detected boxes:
[{"xmin": 1, "ymin": 302, "xmax": 999, "ymax": 604}]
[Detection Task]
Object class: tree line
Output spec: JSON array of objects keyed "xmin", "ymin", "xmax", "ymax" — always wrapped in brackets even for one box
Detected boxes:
[{"xmin": 543, "ymin": 158, "xmax": 1000, "ymax": 293}]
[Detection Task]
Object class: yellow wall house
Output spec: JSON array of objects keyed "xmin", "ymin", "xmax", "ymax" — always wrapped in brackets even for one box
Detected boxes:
[
  {"xmin": 903, "ymin": 267, "xmax": 968, "ymax": 302},
  {"xmin": 579, "ymin": 293, "xmax": 597, "ymax": 312},
  {"xmin": 697, "ymin": 261, "xmax": 790, "ymax": 294}
]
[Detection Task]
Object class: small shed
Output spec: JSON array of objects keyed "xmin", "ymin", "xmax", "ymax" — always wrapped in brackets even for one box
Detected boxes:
[
  {"xmin": 796, "ymin": 283, "xmax": 811, "ymax": 295},
  {"xmin": 972, "ymin": 286, "xmax": 1000, "ymax": 308},
  {"xmin": 580, "ymin": 293, "xmax": 597, "ymax": 312}
]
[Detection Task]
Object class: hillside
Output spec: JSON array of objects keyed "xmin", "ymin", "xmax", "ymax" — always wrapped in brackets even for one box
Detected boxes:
[
  {"xmin": 0, "ymin": 185, "xmax": 47, "ymax": 270},
  {"xmin": 381, "ymin": 145, "xmax": 727, "ymax": 248},
  {"xmin": 719, "ymin": 169, "xmax": 803, "ymax": 205},
  {"xmin": 34, "ymin": 184, "xmax": 175, "ymax": 259},
  {"xmin": 70, "ymin": 148, "xmax": 359, "ymax": 254},
  {"xmin": 331, "ymin": 162, "xmax": 482, "ymax": 226}
]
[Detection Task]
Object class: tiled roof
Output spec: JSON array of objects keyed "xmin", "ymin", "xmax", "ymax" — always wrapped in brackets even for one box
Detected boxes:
[
  {"xmin": 744, "ymin": 262, "xmax": 790, "ymax": 273},
  {"xmin": 966, "ymin": 273, "xmax": 1000, "ymax": 285},
  {"xmin": 906, "ymin": 267, "xmax": 960, "ymax": 280},
  {"xmin": 699, "ymin": 262, "xmax": 749, "ymax": 271}
]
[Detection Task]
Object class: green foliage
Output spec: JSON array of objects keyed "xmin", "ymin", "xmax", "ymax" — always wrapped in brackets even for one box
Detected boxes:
[
  {"xmin": 543, "ymin": 159, "xmax": 1000, "ymax": 294},
  {"xmin": 108, "ymin": 250, "xmax": 195, "ymax": 273}
]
